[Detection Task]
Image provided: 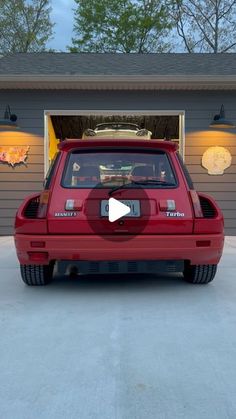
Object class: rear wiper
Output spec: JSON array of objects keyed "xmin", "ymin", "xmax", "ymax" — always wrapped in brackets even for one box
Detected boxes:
[
  {"xmin": 109, "ymin": 180, "xmax": 175, "ymax": 196},
  {"xmin": 132, "ymin": 179, "xmax": 175, "ymax": 186},
  {"xmin": 108, "ymin": 181, "xmax": 136, "ymax": 196}
]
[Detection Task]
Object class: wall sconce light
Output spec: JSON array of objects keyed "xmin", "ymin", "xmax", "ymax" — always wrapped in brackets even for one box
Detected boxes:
[
  {"xmin": 0, "ymin": 105, "xmax": 18, "ymax": 129},
  {"xmin": 209, "ymin": 104, "xmax": 235, "ymax": 129}
]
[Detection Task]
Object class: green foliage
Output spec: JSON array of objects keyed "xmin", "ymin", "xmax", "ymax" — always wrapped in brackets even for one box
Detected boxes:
[
  {"xmin": 0, "ymin": 0, "xmax": 54, "ymax": 53},
  {"xmin": 70, "ymin": 0, "xmax": 173, "ymax": 53}
]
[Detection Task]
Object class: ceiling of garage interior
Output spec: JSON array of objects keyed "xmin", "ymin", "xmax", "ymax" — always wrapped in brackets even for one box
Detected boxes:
[{"xmin": 51, "ymin": 115, "xmax": 179, "ymax": 141}]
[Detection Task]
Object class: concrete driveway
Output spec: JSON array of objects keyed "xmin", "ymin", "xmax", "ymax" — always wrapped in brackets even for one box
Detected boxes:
[{"xmin": 0, "ymin": 236, "xmax": 236, "ymax": 419}]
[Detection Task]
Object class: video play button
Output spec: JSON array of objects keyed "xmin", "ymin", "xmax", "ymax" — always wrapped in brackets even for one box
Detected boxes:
[
  {"xmin": 108, "ymin": 197, "xmax": 130, "ymax": 222},
  {"xmin": 86, "ymin": 183, "xmax": 151, "ymax": 241}
]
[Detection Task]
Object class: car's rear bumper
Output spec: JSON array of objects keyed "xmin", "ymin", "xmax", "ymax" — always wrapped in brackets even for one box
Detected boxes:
[
  {"xmin": 15, "ymin": 233, "xmax": 224, "ymax": 266},
  {"xmin": 58, "ymin": 259, "xmax": 185, "ymax": 275}
]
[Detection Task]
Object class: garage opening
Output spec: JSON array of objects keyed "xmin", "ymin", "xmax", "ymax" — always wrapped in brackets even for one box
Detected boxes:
[{"xmin": 44, "ymin": 110, "xmax": 185, "ymax": 174}]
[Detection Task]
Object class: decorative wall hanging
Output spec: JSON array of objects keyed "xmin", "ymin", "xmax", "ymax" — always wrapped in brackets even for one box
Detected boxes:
[
  {"xmin": 202, "ymin": 146, "xmax": 232, "ymax": 175},
  {"xmin": 0, "ymin": 146, "xmax": 30, "ymax": 167}
]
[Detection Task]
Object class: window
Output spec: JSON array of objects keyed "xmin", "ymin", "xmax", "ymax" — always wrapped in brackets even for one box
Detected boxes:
[{"xmin": 62, "ymin": 150, "xmax": 177, "ymax": 189}]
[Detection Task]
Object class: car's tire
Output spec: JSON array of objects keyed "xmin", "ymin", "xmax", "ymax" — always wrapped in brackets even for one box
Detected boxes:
[
  {"xmin": 20, "ymin": 264, "xmax": 54, "ymax": 286},
  {"xmin": 183, "ymin": 264, "xmax": 217, "ymax": 284}
]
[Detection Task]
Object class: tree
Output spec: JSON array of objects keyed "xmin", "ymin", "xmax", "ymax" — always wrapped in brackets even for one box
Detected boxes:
[
  {"xmin": 70, "ymin": 0, "xmax": 173, "ymax": 53},
  {"xmin": 169, "ymin": 0, "xmax": 236, "ymax": 53},
  {"xmin": 0, "ymin": 0, "xmax": 54, "ymax": 53}
]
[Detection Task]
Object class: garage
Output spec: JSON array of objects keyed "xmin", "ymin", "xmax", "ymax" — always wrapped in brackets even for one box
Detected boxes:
[
  {"xmin": 0, "ymin": 53, "xmax": 236, "ymax": 235},
  {"xmin": 45, "ymin": 110, "xmax": 184, "ymax": 172}
]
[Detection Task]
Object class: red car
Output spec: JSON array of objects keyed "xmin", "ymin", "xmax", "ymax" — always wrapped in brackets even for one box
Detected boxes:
[{"xmin": 14, "ymin": 139, "xmax": 224, "ymax": 286}]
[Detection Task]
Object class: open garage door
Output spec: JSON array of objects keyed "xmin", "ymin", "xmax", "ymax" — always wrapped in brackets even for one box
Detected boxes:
[{"xmin": 44, "ymin": 110, "xmax": 185, "ymax": 174}]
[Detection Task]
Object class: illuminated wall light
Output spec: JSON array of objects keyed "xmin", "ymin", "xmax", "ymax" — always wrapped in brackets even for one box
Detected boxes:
[
  {"xmin": 209, "ymin": 104, "xmax": 235, "ymax": 129},
  {"xmin": 0, "ymin": 105, "xmax": 18, "ymax": 129}
]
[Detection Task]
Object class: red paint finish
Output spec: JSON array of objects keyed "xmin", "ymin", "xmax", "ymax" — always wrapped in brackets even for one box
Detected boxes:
[
  {"xmin": 15, "ymin": 233, "xmax": 224, "ymax": 266},
  {"xmin": 15, "ymin": 193, "xmax": 48, "ymax": 234},
  {"xmin": 14, "ymin": 139, "xmax": 224, "ymax": 271},
  {"xmin": 58, "ymin": 139, "xmax": 178, "ymax": 153}
]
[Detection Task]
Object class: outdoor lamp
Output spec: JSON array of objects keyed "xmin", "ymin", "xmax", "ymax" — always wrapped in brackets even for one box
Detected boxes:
[
  {"xmin": 209, "ymin": 104, "xmax": 235, "ymax": 129},
  {"xmin": 0, "ymin": 105, "xmax": 18, "ymax": 129}
]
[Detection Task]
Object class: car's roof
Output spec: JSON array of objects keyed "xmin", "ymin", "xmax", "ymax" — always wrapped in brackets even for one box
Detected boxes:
[{"xmin": 58, "ymin": 139, "xmax": 178, "ymax": 152}]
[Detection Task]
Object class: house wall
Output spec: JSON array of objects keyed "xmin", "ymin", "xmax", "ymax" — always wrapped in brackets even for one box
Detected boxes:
[{"xmin": 0, "ymin": 89, "xmax": 235, "ymax": 235}]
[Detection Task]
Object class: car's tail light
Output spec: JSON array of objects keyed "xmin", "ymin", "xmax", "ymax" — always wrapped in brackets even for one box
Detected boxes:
[
  {"xmin": 189, "ymin": 190, "xmax": 203, "ymax": 218},
  {"xmin": 30, "ymin": 241, "xmax": 46, "ymax": 248},
  {"xmin": 37, "ymin": 190, "xmax": 50, "ymax": 218},
  {"xmin": 65, "ymin": 199, "xmax": 83, "ymax": 211},
  {"xmin": 136, "ymin": 129, "xmax": 149, "ymax": 136},
  {"xmin": 28, "ymin": 252, "xmax": 48, "ymax": 262},
  {"xmin": 196, "ymin": 240, "xmax": 211, "ymax": 247},
  {"xmin": 159, "ymin": 200, "xmax": 176, "ymax": 211}
]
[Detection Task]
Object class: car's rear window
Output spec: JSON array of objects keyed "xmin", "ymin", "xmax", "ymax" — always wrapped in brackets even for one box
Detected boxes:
[
  {"xmin": 62, "ymin": 150, "xmax": 177, "ymax": 188},
  {"xmin": 96, "ymin": 123, "xmax": 139, "ymax": 131}
]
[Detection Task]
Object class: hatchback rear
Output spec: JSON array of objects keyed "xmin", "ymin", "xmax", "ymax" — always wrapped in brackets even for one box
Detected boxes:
[{"xmin": 14, "ymin": 139, "xmax": 224, "ymax": 285}]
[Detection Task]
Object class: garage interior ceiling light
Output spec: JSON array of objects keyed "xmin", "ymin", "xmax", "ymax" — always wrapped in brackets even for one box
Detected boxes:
[
  {"xmin": 0, "ymin": 105, "xmax": 18, "ymax": 129},
  {"xmin": 209, "ymin": 104, "xmax": 235, "ymax": 129}
]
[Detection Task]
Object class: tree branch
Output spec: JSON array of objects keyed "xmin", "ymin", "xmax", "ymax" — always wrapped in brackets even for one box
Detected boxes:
[{"xmin": 221, "ymin": 41, "xmax": 236, "ymax": 52}]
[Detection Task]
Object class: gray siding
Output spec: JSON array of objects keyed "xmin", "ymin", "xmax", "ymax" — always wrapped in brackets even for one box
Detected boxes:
[
  {"xmin": 0, "ymin": 134, "xmax": 44, "ymax": 235},
  {"xmin": 0, "ymin": 89, "xmax": 235, "ymax": 235}
]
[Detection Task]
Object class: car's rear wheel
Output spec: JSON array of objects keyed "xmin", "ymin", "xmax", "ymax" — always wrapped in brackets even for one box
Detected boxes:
[
  {"xmin": 183, "ymin": 264, "xmax": 217, "ymax": 284},
  {"xmin": 20, "ymin": 264, "xmax": 54, "ymax": 286}
]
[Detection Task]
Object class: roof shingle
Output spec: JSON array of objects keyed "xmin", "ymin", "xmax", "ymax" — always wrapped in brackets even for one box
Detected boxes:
[{"xmin": 0, "ymin": 52, "xmax": 236, "ymax": 76}]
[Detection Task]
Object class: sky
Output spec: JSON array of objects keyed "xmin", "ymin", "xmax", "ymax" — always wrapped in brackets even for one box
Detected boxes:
[{"xmin": 47, "ymin": 0, "xmax": 75, "ymax": 51}]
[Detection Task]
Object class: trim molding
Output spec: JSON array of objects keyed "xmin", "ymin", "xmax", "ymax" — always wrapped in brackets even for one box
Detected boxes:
[{"xmin": 1, "ymin": 75, "xmax": 236, "ymax": 90}]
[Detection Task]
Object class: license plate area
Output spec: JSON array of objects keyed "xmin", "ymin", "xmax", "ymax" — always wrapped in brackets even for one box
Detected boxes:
[{"xmin": 100, "ymin": 200, "xmax": 141, "ymax": 217}]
